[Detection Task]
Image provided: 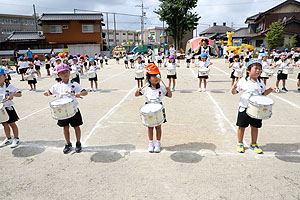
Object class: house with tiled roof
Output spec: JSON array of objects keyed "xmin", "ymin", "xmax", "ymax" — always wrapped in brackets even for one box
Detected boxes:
[
  {"xmin": 38, "ymin": 13, "xmax": 105, "ymax": 50},
  {"xmin": 232, "ymin": 0, "xmax": 300, "ymax": 48},
  {"xmin": 199, "ymin": 22, "xmax": 234, "ymax": 40}
]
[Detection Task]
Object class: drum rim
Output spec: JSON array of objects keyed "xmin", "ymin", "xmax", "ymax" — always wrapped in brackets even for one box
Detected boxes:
[
  {"xmin": 248, "ymin": 95, "xmax": 274, "ymax": 106},
  {"xmin": 139, "ymin": 103, "xmax": 163, "ymax": 115}
]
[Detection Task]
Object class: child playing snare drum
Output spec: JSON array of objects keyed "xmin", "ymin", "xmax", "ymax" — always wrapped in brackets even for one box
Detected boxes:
[
  {"xmin": 195, "ymin": 53, "xmax": 212, "ymax": 92},
  {"xmin": 0, "ymin": 68, "xmax": 22, "ymax": 148},
  {"xmin": 229, "ymin": 54, "xmax": 243, "ymax": 86},
  {"xmin": 135, "ymin": 63, "xmax": 172, "ymax": 153},
  {"xmin": 166, "ymin": 55, "xmax": 180, "ymax": 92},
  {"xmin": 44, "ymin": 64, "xmax": 88, "ymax": 154},
  {"xmin": 134, "ymin": 55, "xmax": 146, "ymax": 88},
  {"xmin": 87, "ymin": 58, "xmax": 100, "ymax": 92},
  {"xmin": 26, "ymin": 62, "xmax": 38, "ymax": 91},
  {"xmin": 231, "ymin": 59, "xmax": 277, "ymax": 154}
]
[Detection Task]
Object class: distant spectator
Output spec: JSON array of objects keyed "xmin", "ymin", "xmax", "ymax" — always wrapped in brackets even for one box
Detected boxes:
[
  {"xmin": 26, "ymin": 48, "xmax": 33, "ymax": 61},
  {"xmin": 13, "ymin": 50, "xmax": 20, "ymax": 73}
]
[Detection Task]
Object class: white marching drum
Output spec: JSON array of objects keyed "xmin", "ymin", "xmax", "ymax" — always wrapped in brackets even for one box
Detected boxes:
[
  {"xmin": 0, "ymin": 104, "xmax": 9, "ymax": 124},
  {"xmin": 135, "ymin": 70, "xmax": 144, "ymax": 79},
  {"xmin": 198, "ymin": 68, "xmax": 210, "ymax": 76},
  {"xmin": 282, "ymin": 67, "xmax": 294, "ymax": 75},
  {"xmin": 261, "ymin": 69, "xmax": 274, "ymax": 78},
  {"xmin": 167, "ymin": 69, "xmax": 176, "ymax": 76},
  {"xmin": 87, "ymin": 71, "xmax": 96, "ymax": 79},
  {"xmin": 247, "ymin": 95, "xmax": 274, "ymax": 120},
  {"xmin": 139, "ymin": 103, "xmax": 164, "ymax": 127},
  {"xmin": 24, "ymin": 74, "xmax": 34, "ymax": 81},
  {"xmin": 49, "ymin": 97, "xmax": 77, "ymax": 120},
  {"xmin": 70, "ymin": 71, "xmax": 77, "ymax": 79},
  {"xmin": 233, "ymin": 69, "xmax": 243, "ymax": 78}
]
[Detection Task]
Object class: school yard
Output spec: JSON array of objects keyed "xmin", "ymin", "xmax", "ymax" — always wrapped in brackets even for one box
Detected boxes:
[{"xmin": 0, "ymin": 58, "xmax": 299, "ymax": 200}]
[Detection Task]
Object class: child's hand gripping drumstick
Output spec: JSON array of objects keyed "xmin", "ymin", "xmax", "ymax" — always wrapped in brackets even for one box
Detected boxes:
[{"xmin": 66, "ymin": 91, "xmax": 83, "ymax": 99}]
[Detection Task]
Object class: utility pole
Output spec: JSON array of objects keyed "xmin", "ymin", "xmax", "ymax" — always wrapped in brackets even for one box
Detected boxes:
[
  {"xmin": 33, "ymin": 4, "xmax": 38, "ymax": 31},
  {"xmin": 136, "ymin": 0, "xmax": 146, "ymax": 45},
  {"xmin": 113, "ymin": 13, "xmax": 117, "ymax": 46},
  {"xmin": 106, "ymin": 13, "xmax": 110, "ymax": 50}
]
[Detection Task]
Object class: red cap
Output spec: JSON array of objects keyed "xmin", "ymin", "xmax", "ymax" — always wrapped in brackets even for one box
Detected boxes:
[{"xmin": 146, "ymin": 63, "xmax": 160, "ymax": 75}]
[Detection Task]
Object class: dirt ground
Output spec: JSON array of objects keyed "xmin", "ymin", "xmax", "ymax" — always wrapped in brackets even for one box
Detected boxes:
[{"xmin": 0, "ymin": 58, "xmax": 299, "ymax": 200}]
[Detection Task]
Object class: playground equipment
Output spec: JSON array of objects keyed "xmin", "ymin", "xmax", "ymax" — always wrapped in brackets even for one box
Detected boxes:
[{"xmin": 226, "ymin": 32, "xmax": 254, "ymax": 54}]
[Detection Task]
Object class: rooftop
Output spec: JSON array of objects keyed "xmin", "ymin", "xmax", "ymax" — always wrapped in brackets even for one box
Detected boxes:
[
  {"xmin": 39, "ymin": 13, "xmax": 104, "ymax": 21},
  {"xmin": 6, "ymin": 31, "xmax": 45, "ymax": 41}
]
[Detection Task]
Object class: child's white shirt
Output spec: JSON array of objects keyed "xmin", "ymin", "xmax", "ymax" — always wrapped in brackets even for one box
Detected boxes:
[
  {"xmin": 141, "ymin": 84, "xmax": 168, "ymax": 103},
  {"xmin": 262, "ymin": 60, "xmax": 271, "ymax": 69},
  {"xmin": 34, "ymin": 60, "xmax": 41, "ymax": 66},
  {"xmin": 196, "ymin": 61, "xmax": 210, "ymax": 71},
  {"xmin": 134, "ymin": 62, "xmax": 145, "ymax": 71},
  {"xmin": 49, "ymin": 80, "xmax": 84, "ymax": 109},
  {"xmin": 18, "ymin": 61, "xmax": 28, "ymax": 69},
  {"xmin": 236, "ymin": 78, "xmax": 266, "ymax": 110},
  {"xmin": 0, "ymin": 83, "xmax": 21, "ymax": 108},
  {"xmin": 276, "ymin": 60, "xmax": 289, "ymax": 70},
  {"xmin": 232, "ymin": 61, "xmax": 242, "ymax": 70},
  {"xmin": 166, "ymin": 62, "xmax": 179, "ymax": 71},
  {"xmin": 26, "ymin": 68, "xmax": 37, "ymax": 78},
  {"xmin": 88, "ymin": 64, "xmax": 100, "ymax": 72}
]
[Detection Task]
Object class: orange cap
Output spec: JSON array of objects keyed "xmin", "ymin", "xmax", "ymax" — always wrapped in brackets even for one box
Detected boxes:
[
  {"xmin": 146, "ymin": 63, "xmax": 160, "ymax": 75},
  {"xmin": 34, "ymin": 55, "xmax": 39, "ymax": 58}
]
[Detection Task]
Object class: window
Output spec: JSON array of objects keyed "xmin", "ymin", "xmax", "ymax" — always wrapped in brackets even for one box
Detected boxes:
[
  {"xmin": 82, "ymin": 24, "xmax": 94, "ymax": 33},
  {"xmin": 256, "ymin": 23, "xmax": 263, "ymax": 33},
  {"xmin": 116, "ymin": 33, "xmax": 119, "ymax": 35},
  {"xmin": 123, "ymin": 40, "xmax": 126, "ymax": 42},
  {"xmin": 128, "ymin": 33, "xmax": 133, "ymax": 36},
  {"xmin": 255, "ymin": 40, "xmax": 263, "ymax": 47},
  {"xmin": 109, "ymin": 39, "xmax": 114, "ymax": 42},
  {"xmin": 116, "ymin": 40, "xmax": 119, "ymax": 42},
  {"xmin": 123, "ymin": 33, "xmax": 126, "ymax": 35},
  {"xmin": 49, "ymin": 25, "xmax": 62, "ymax": 33},
  {"xmin": 108, "ymin": 32, "xmax": 114, "ymax": 35},
  {"xmin": 23, "ymin": 19, "xmax": 35, "ymax": 26},
  {"xmin": 62, "ymin": 25, "xmax": 68, "ymax": 29}
]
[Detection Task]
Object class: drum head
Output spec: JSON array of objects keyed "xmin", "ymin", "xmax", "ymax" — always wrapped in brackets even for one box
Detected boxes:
[
  {"xmin": 50, "ymin": 97, "xmax": 73, "ymax": 106},
  {"xmin": 249, "ymin": 95, "xmax": 274, "ymax": 106},
  {"xmin": 140, "ymin": 103, "xmax": 163, "ymax": 114}
]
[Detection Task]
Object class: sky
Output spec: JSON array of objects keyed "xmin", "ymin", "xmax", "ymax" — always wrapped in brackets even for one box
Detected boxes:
[{"xmin": 0, "ymin": 0, "xmax": 288, "ymax": 36}]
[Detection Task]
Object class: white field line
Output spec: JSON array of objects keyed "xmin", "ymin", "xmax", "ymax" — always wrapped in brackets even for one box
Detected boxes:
[{"xmin": 82, "ymin": 86, "xmax": 137, "ymax": 145}]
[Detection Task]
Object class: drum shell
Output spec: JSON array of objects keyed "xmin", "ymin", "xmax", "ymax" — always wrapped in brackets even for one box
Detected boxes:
[
  {"xmin": 233, "ymin": 69, "xmax": 243, "ymax": 78},
  {"xmin": 135, "ymin": 70, "xmax": 144, "ymax": 79},
  {"xmin": 24, "ymin": 74, "xmax": 34, "ymax": 81},
  {"xmin": 246, "ymin": 96, "xmax": 274, "ymax": 120},
  {"xmin": 87, "ymin": 71, "xmax": 96, "ymax": 78},
  {"xmin": 261, "ymin": 69, "xmax": 274, "ymax": 78},
  {"xmin": 0, "ymin": 108, "xmax": 9, "ymax": 123},
  {"xmin": 49, "ymin": 98, "xmax": 77, "ymax": 120},
  {"xmin": 139, "ymin": 104, "xmax": 164, "ymax": 127},
  {"xmin": 282, "ymin": 68, "xmax": 294, "ymax": 75},
  {"xmin": 167, "ymin": 70, "xmax": 176, "ymax": 76},
  {"xmin": 70, "ymin": 71, "xmax": 77, "ymax": 79},
  {"xmin": 198, "ymin": 68, "xmax": 210, "ymax": 76}
]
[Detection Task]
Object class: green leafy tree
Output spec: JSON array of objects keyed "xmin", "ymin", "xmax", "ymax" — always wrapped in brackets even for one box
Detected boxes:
[
  {"xmin": 290, "ymin": 33, "xmax": 298, "ymax": 48},
  {"xmin": 155, "ymin": 0, "xmax": 200, "ymax": 49},
  {"xmin": 266, "ymin": 20, "xmax": 284, "ymax": 50}
]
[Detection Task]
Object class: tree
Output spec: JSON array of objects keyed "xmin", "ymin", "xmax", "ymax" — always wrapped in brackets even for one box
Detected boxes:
[
  {"xmin": 266, "ymin": 20, "xmax": 284, "ymax": 50},
  {"xmin": 155, "ymin": 0, "xmax": 200, "ymax": 49},
  {"xmin": 290, "ymin": 33, "xmax": 298, "ymax": 48}
]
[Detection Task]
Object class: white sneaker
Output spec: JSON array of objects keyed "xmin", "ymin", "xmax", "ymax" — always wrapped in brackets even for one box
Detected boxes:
[
  {"xmin": 89, "ymin": 89, "xmax": 93, "ymax": 92},
  {"xmin": 94, "ymin": 88, "xmax": 99, "ymax": 92},
  {"xmin": 171, "ymin": 88, "xmax": 175, "ymax": 92},
  {"xmin": 198, "ymin": 88, "xmax": 202, "ymax": 92},
  {"xmin": 148, "ymin": 142, "xmax": 154, "ymax": 153},
  {"xmin": 154, "ymin": 142, "xmax": 161, "ymax": 153},
  {"xmin": 0, "ymin": 138, "xmax": 12, "ymax": 147},
  {"xmin": 10, "ymin": 138, "xmax": 20, "ymax": 148},
  {"xmin": 203, "ymin": 88, "xmax": 206, "ymax": 92}
]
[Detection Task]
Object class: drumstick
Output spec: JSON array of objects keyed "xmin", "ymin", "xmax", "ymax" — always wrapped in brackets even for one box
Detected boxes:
[
  {"xmin": 66, "ymin": 91, "xmax": 83, "ymax": 99},
  {"xmin": 156, "ymin": 74, "xmax": 167, "ymax": 88},
  {"xmin": 0, "ymin": 99, "xmax": 10, "ymax": 104},
  {"xmin": 140, "ymin": 82, "xmax": 150, "ymax": 90}
]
